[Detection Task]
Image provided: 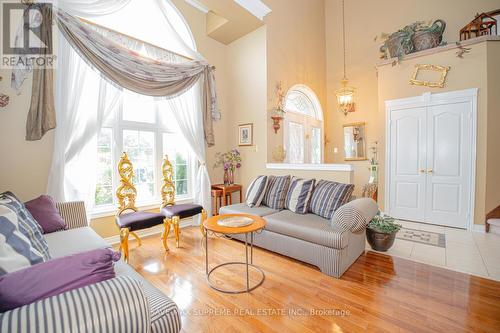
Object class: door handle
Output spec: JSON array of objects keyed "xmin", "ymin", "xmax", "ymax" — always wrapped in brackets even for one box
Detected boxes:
[
  {"xmin": 427, "ymin": 169, "xmax": 433, "ymax": 174},
  {"xmin": 419, "ymin": 169, "xmax": 426, "ymax": 173}
]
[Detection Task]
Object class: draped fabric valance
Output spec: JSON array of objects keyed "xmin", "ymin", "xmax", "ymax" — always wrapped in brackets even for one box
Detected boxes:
[{"xmin": 56, "ymin": 10, "xmax": 216, "ymax": 146}]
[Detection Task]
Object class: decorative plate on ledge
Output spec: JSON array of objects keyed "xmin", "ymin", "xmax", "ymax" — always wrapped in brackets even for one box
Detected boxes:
[{"xmin": 217, "ymin": 216, "xmax": 254, "ymax": 228}]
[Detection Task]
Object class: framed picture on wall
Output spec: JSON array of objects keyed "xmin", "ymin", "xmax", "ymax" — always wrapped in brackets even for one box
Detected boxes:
[{"xmin": 238, "ymin": 123, "xmax": 253, "ymax": 146}]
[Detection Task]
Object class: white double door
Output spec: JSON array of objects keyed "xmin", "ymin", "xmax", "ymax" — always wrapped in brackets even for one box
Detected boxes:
[{"xmin": 387, "ymin": 90, "xmax": 477, "ymax": 229}]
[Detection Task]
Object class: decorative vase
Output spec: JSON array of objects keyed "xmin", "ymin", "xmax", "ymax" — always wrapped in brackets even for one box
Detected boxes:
[
  {"xmin": 380, "ymin": 31, "xmax": 413, "ymax": 59},
  {"xmin": 412, "ymin": 20, "xmax": 446, "ymax": 52},
  {"xmin": 366, "ymin": 228, "xmax": 397, "ymax": 252},
  {"xmin": 223, "ymin": 169, "xmax": 234, "ymax": 185}
]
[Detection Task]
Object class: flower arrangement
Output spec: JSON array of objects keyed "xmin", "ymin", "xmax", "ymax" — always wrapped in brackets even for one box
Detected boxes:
[{"xmin": 214, "ymin": 149, "xmax": 242, "ymax": 185}]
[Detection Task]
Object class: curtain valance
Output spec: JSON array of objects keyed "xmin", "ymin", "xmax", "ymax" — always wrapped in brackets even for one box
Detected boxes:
[{"xmin": 56, "ymin": 10, "xmax": 216, "ymax": 146}]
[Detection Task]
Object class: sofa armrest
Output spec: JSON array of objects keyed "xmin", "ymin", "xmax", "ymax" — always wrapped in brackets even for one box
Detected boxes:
[
  {"xmin": 331, "ymin": 198, "xmax": 378, "ymax": 233},
  {"xmin": 55, "ymin": 201, "xmax": 89, "ymax": 229},
  {"xmin": 0, "ymin": 276, "xmax": 150, "ymax": 333}
]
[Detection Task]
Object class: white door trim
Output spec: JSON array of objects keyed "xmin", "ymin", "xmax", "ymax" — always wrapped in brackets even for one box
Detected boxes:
[{"xmin": 385, "ymin": 88, "xmax": 478, "ymax": 230}]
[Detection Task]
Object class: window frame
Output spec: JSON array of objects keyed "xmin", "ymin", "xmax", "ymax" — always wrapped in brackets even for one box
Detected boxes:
[
  {"xmin": 283, "ymin": 85, "xmax": 324, "ymax": 164},
  {"xmin": 92, "ymin": 95, "xmax": 195, "ymax": 216}
]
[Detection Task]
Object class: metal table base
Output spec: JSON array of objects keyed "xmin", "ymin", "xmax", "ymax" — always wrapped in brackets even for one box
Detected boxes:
[{"xmin": 205, "ymin": 231, "xmax": 265, "ymax": 293}]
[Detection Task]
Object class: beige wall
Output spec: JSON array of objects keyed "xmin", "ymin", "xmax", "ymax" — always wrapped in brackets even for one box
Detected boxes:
[
  {"xmin": 265, "ymin": 0, "xmax": 327, "ymax": 163},
  {"xmin": 324, "ymin": 0, "xmax": 500, "ymax": 203},
  {"xmin": 0, "ymin": 74, "xmax": 54, "ymax": 202},
  {"xmin": 225, "ymin": 26, "xmax": 267, "ymax": 190},
  {"xmin": 486, "ymin": 42, "xmax": 500, "ymax": 216},
  {"xmin": 225, "ymin": 0, "xmax": 332, "ymax": 194}
]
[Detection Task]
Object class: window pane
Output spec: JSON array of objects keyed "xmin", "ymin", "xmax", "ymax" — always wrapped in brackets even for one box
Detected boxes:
[
  {"xmin": 288, "ymin": 122, "xmax": 304, "ymax": 163},
  {"xmin": 285, "ymin": 90, "xmax": 316, "ymax": 117},
  {"xmin": 123, "ymin": 130, "xmax": 155, "ymax": 201},
  {"xmin": 95, "ymin": 128, "xmax": 114, "ymax": 206},
  {"xmin": 122, "ymin": 91, "xmax": 156, "ymax": 123},
  {"xmin": 163, "ymin": 133, "xmax": 190, "ymax": 197},
  {"xmin": 176, "ymin": 180, "xmax": 188, "ymax": 196},
  {"xmin": 311, "ymin": 127, "xmax": 321, "ymax": 164}
]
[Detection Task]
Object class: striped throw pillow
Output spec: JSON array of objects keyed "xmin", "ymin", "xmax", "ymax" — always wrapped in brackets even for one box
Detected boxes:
[
  {"xmin": 262, "ymin": 175, "xmax": 291, "ymax": 210},
  {"xmin": 309, "ymin": 180, "xmax": 355, "ymax": 219},
  {"xmin": 0, "ymin": 192, "xmax": 51, "ymax": 261},
  {"xmin": 245, "ymin": 176, "xmax": 269, "ymax": 207},
  {"xmin": 0, "ymin": 206, "xmax": 44, "ymax": 276},
  {"xmin": 285, "ymin": 178, "xmax": 316, "ymax": 214}
]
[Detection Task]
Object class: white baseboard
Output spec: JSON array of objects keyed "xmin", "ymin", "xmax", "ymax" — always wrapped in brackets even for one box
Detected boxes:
[{"xmin": 105, "ymin": 218, "xmax": 194, "ymax": 245}]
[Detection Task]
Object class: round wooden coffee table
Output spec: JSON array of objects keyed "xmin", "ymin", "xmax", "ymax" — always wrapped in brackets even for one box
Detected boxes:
[{"xmin": 203, "ymin": 213, "xmax": 266, "ymax": 293}]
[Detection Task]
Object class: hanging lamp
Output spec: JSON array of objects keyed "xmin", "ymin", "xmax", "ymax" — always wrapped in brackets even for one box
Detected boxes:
[{"xmin": 335, "ymin": 0, "xmax": 356, "ymax": 116}]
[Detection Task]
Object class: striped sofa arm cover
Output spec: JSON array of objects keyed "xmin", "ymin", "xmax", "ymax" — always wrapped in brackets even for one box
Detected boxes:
[
  {"xmin": 331, "ymin": 198, "xmax": 378, "ymax": 233},
  {"xmin": 0, "ymin": 276, "xmax": 151, "ymax": 333},
  {"xmin": 55, "ymin": 201, "xmax": 89, "ymax": 229}
]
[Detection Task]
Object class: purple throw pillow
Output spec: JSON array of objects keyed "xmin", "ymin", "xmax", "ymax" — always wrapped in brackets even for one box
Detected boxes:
[
  {"xmin": 0, "ymin": 248, "xmax": 120, "ymax": 312},
  {"xmin": 25, "ymin": 195, "xmax": 67, "ymax": 234}
]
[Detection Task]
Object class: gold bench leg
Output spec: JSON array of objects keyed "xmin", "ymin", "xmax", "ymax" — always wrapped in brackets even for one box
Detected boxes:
[
  {"xmin": 120, "ymin": 228, "xmax": 130, "ymax": 263},
  {"xmin": 162, "ymin": 218, "xmax": 171, "ymax": 251},
  {"xmin": 200, "ymin": 209, "xmax": 207, "ymax": 237},
  {"xmin": 130, "ymin": 231, "xmax": 142, "ymax": 246},
  {"xmin": 173, "ymin": 216, "xmax": 180, "ymax": 248}
]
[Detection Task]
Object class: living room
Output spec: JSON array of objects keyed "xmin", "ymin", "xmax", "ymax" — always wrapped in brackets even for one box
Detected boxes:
[{"xmin": 1, "ymin": 0, "xmax": 500, "ymax": 332}]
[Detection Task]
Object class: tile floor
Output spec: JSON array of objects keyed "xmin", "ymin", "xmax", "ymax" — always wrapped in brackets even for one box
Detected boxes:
[{"xmin": 366, "ymin": 220, "xmax": 500, "ymax": 281}]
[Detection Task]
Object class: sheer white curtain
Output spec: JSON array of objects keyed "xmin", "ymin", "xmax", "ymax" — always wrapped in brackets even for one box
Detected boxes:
[
  {"xmin": 48, "ymin": 1, "xmax": 132, "ymax": 206},
  {"xmin": 164, "ymin": 84, "xmax": 212, "ymax": 219},
  {"xmin": 47, "ymin": 36, "xmax": 120, "ymax": 206},
  {"xmin": 54, "ymin": 0, "xmax": 131, "ymax": 17}
]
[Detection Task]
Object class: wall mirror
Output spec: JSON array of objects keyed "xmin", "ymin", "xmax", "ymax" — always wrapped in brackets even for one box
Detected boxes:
[{"xmin": 343, "ymin": 122, "xmax": 366, "ymax": 161}]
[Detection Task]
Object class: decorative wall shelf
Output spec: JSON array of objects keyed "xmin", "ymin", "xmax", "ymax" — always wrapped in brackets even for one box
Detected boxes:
[{"xmin": 377, "ymin": 35, "xmax": 500, "ymax": 67}]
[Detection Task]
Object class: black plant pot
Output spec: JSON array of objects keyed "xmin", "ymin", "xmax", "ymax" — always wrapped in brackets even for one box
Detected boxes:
[{"xmin": 366, "ymin": 228, "xmax": 397, "ymax": 252}]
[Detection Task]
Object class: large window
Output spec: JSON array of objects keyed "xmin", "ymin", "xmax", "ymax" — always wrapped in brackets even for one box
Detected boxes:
[
  {"xmin": 94, "ymin": 92, "xmax": 194, "ymax": 210},
  {"xmin": 284, "ymin": 85, "xmax": 323, "ymax": 164},
  {"xmin": 91, "ymin": 0, "xmax": 196, "ymax": 211}
]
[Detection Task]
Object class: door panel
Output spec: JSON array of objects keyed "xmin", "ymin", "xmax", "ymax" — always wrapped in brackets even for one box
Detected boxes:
[
  {"xmin": 425, "ymin": 102, "xmax": 471, "ymax": 228},
  {"xmin": 389, "ymin": 108, "xmax": 426, "ymax": 222}
]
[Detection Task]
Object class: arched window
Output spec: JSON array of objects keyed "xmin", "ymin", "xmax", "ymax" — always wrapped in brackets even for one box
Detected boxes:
[
  {"xmin": 86, "ymin": 0, "xmax": 197, "ymax": 209},
  {"xmin": 284, "ymin": 85, "xmax": 323, "ymax": 164}
]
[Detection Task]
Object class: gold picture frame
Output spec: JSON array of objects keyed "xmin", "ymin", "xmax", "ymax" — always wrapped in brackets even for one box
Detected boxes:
[
  {"xmin": 409, "ymin": 64, "xmax": 450, "ymax": 88},
  {"xmin": 343, "ymin": 122, "xmax": 367, "ymax": 161}
]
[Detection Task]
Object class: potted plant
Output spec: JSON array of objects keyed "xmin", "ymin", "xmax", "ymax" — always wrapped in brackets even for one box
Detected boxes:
[
  {"xmin": 366, "ymin": 214, "xmax": 402, "ymax": 252},
  {"xmin": 214, "ymin": 149, "xmax": 242, "ymax": 185}
]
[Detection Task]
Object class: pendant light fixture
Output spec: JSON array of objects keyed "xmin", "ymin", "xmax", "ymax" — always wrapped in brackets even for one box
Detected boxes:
[{"xmin": 335, "ymin": 0, "xmax": 355, "ymax": 116}]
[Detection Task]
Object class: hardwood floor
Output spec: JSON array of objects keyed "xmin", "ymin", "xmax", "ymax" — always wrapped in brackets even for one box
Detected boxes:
[{"xmin": 119, "ymin": 227, "xmax": 500, "ymax": 333}]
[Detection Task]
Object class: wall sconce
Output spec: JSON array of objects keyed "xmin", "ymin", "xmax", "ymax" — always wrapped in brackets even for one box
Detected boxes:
[
  {"xmin": 270, "ymin": 81, "xmax": 286, "ymax": 134},
  {"xmin": 271, "ymin": 115, "xmax": 283, "ymax": 133}
]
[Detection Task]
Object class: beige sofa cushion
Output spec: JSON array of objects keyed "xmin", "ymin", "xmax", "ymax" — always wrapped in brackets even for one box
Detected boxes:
[{"xmin": 264, "ymin": 210, "xmax": 349, "ymax": 249}]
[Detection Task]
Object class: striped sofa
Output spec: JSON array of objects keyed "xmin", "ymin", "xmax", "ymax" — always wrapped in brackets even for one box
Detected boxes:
[
  {"xmin": 0, "ymin": 201, "xmax": 181, "ymax": 333},
  {"xmin": 220, "ymin": 197, "xmax": 378, "ymax": 278}
]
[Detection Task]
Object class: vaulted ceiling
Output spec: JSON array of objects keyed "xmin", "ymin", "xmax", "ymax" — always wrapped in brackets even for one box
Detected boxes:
[{"xmin": 184, "ymin": 0, "xmax": 271, "ymax": 44}]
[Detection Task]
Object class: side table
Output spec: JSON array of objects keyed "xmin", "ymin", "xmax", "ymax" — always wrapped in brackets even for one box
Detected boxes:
[{"xmin": 203, "ymin": 214, "xmax": 266, "ymax": 293}]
